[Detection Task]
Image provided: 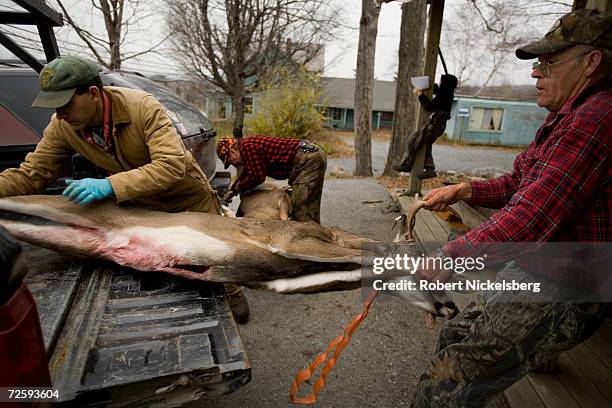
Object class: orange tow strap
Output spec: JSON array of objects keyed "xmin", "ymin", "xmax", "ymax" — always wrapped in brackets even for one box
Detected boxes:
[{"xmin": 289, "ymin": 290, "xmax": 378, "ymax": 404}]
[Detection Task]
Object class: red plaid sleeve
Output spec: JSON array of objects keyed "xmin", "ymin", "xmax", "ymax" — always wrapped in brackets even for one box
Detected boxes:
[
  {"xmin": 445, "ymin": 90, "xmax": 611, "ymax": 262},
  {"xmin": 468, "ymin": 151, "xmax": 524, "ymax": 209},
  {"xmin": 235, "ymin": 140, "xmax": 267, "ymax": 192}
]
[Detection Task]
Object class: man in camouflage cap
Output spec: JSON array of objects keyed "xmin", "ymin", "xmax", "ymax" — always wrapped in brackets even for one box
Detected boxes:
[
  {"xmin": 0, "ymin": 55, "xmax": 250, "ymax": 323},
  {"xmin": 409, "ymin": 8, "xmax": 610, "ymax": 407},
  {"xmin": 515, "ymin": 7, "xmax": 611, "ymax": 59}
]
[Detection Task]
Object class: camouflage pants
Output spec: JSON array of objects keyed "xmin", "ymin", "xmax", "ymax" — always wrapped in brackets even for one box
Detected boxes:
[
  {"xmin": 410, "ymin": 263, "xmax": 607, "ymax": 408},
  {"xmin": 289, "ymin": 145, "xmax": 327, "ymax": 224}
]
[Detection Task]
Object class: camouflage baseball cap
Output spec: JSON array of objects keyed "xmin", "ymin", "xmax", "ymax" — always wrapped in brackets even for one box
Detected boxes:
[
  {"xmin": 31, "ymin": 55, "xmax": 101, "ymax": 108},
  {"xmin": 216, "ymin": 137, "xmax": 238, "ymax": 169},
  {"xmin": 516, "ymin": 8, "xmax": 611, "ymax": 60}
]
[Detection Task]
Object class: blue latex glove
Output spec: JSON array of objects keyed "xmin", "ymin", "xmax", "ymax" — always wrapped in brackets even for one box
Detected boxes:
[{"xmin": 63, "ymin": 178, "xmax": 114, "ymax": 205}]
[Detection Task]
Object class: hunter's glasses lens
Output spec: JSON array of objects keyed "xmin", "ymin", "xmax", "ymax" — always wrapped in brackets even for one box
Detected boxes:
[
  {"xmin": 532, "ymin": 50, "xmax": 592, "ymax": 78},
  {"xmin": 532, "ymin": 60, "xmax": 550, "ymax": 77}
]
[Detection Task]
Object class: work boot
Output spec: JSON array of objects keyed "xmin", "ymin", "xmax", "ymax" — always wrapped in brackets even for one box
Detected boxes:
[
  {"xmin": 229, "ymin": 294, "xmax": 250, "ymax": 324},
  {"xmin": 225, "ymin": 284, "xmax": 250, "ymax": 324},
  {"xmin": 418, "ymin": 168, "xmax": 437, "ymax": 179}
]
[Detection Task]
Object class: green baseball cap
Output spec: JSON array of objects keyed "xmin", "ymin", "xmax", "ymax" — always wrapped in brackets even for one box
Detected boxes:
[
  {"xmin": 516, "ymin": 8, "xmax": 611, "ymax": 60},
  {"xmin": 31, "ymin": 55, "xmax": 101, "ymax": 108}
]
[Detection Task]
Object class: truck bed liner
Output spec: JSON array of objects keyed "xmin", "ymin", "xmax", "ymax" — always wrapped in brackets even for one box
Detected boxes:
[{"xmin": 22, "ymin": 244, "xmax": 250, "ymax": 406}]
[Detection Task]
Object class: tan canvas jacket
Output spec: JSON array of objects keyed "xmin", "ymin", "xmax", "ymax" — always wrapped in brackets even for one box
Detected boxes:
[{"xmin": 0, "ymin": 86, "xmax": 220, "ymax": 214}]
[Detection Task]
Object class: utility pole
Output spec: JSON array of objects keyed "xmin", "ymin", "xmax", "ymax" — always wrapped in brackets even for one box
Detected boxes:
[{"xmin": 407, "ymin": 0, "xmax": 445, "ymax": 194}]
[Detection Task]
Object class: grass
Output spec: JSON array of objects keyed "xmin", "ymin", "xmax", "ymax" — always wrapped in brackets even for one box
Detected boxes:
[
  {"xmin": 212, "ymin": 120, "xmax": 235, "ymax": 138},
  {"xmin": 325, "ymin": 128, "xmax": 391, "ymax": 140},
  {"xmin": 309, "ymin": 130, "xmax": 354, "ymax": 158},
  {"xmin": 436, "ymin": 134, "xmax": 525, "ymax": 152}
]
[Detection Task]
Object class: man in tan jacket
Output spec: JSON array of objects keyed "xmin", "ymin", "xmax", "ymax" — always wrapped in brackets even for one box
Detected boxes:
[{"xmin": 0, "ymin": 55, "xmax": 249, "ymax": 323}]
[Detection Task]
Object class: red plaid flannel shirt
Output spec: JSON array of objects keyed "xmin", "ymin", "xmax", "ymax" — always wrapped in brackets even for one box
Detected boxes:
[
  {"xmin": 231, "ymin": 135, "xmax": 300, "ymax": 193},
  {"xmin": 444, "ymin": 80, "xmax": 611, "ymax": 288}
]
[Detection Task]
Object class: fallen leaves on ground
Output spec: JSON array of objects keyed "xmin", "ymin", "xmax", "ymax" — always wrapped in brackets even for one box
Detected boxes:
[{"xmin": 377, "ymin": 175, "xmax": 444, "ymax": 192}]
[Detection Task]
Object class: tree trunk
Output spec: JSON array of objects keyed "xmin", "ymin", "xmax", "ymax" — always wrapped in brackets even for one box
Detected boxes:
[
  {"xmin": 232, "ymin": 93, "xmax": 245, "ymax": 131},
  {"xmin": 353, "ymin": 0, "xmax": 380, "ymax": 176},
  {"xmin": 100, "ymin": 0, "xmax": 123, "ymax": 69},
  {"xmin": 109, "ymin": 32, "xmax": 121, "ymax": 69},
  {"xmin": 383, "ymin": 0, "xmax": 427, "ymax": 176}
]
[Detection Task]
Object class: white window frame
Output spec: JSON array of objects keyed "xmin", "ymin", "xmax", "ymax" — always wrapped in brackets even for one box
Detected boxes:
[{"xmin": 469, "ymin": 107, "xmax": 504, "ymax": 132}]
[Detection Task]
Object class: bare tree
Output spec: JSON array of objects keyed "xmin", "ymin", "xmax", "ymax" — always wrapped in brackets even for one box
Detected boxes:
[
  {"xmin": 441, "ymin": 6, "xmax": 484, "ymax": 86},
  {"xmin": 383, "ymin": 0, "xmax": 427, "ymax": 176},
  {"xmin": 443, "ymin": 3, "xmax": 519, "ymax": 92},
  {"xmin": 440, "ymin": 0, "xmax": 571, "ymax": 91},
  {"xmin": 442, "ymin": 0, "xmax": 571, "ymax": 91},
  {"xmin": 472, "ymin": 0, "xmax": 570, "ymax": 94},
  {"xmin": 353, "ymin": 0, "xmax": 382, "ymax": 177},
  {"xmin": 166, "ymin": 0, "xmax": 339, "ymax": 130},
  {"xmin": 53, "ymin": 0, "xmax": 168, "ymax": 69}
]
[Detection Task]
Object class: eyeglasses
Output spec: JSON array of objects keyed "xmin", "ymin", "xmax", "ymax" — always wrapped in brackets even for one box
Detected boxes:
[{"xmin": 532, "ymin": 50, "xmax": 592, "ymax": 77}]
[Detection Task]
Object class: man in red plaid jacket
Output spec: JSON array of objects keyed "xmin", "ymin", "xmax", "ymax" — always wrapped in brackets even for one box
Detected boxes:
[
  {"xmin": 410, "ymin": 9, "xmax": 611, "ymax": 408},
  {"xmin": 217, "ymin": 135, "xmax": 327, "ymax": 223}
]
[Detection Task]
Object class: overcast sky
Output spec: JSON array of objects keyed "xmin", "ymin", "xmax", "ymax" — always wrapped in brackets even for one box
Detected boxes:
[
  {"xmin": 323, "ymin": 0, "xmax": 567, "ymax": 85},
  {"xmin": 0, "ymin": 0, "xmax": 568, "ymax": 86}
]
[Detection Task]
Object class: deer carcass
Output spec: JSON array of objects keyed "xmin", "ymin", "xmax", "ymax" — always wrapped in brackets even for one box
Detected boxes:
[
  {"xmin": 0, "ymin": 195, "xmax": 456, "ymax": 318},
  {"xmin": 237, "ymin": 183, "xmax": 292, "ymax": 220},
  {"xmin": 0, "ymin": 195, "xmax": 374, "ymax": 293}
]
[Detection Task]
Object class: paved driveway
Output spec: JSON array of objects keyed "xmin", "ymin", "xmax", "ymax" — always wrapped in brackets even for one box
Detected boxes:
[{"xmin": 327, "ymin": 137, "xmax": 520, "ymax": 176}]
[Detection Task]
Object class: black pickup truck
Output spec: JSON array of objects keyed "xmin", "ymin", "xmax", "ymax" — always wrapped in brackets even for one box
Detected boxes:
[{"xmin": 0, "ymin": 2, "xmax": 250, "ymax": 404}]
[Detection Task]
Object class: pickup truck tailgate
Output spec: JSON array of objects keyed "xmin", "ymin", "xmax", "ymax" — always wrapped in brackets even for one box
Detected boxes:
[{"xmin": 23, "ymin": 244, "xmax": 250, "ymax": 407}]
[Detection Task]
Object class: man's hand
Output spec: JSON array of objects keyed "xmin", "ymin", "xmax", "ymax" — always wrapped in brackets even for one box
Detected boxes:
[
  {"xmin": 422, "ymin": 182, "xmax": 472, "ymax": 212},
  {"xmin": 413, "ymin": 88, "xmax": 423, "ymax": 97},
  {"xmin": 223, "ymin": 191, "xmax": 234, "ymax": 203},
  {"xmin": 63, "ymin": 178, "xmax": 114, "ymax": 205},
  {"xmin": 415, "ymin": 250, "xmax": 453, "ymax": 284}
]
